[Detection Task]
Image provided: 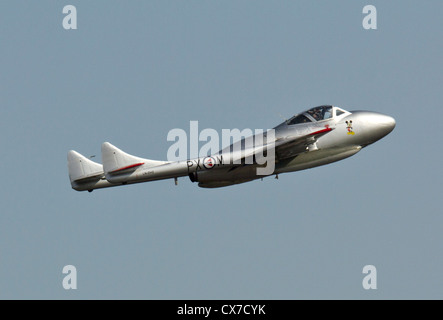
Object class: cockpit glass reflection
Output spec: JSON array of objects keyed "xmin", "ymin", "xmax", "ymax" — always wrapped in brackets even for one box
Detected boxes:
[
  {"xmin": 287, "ymin": 114, "xmax": 312, "ymax": 125},
  {"xmin": 287, "ymin": 105, "xmax": 333, "ymax": 125},
  {"xmin": 306, "ymin": 105, "xmax": 332, "ymax": 121}
]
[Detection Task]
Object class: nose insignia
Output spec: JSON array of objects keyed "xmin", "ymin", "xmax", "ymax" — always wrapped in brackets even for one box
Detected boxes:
[{"xmin": 345, "ymin": 120, "xmax": 355, "ymax": 135}]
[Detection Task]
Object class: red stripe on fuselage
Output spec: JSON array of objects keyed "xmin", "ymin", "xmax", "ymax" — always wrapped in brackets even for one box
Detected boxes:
[
  {"xmin": 110, "ymin": 162, "xmax": 144, "ymax": 173},
  {"xmin": 309, "ymin": 127, "xmax": 332, "ymax": 136}
]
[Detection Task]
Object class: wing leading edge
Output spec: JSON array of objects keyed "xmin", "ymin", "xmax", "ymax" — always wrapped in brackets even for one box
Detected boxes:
[{"xmin": 273, "ymin": 127, "xmax": 333, "ymax": 161}]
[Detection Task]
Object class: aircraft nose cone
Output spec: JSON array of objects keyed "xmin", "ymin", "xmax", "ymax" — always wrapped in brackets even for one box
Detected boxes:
[
  {"xmin": 364, "ymin": 112, "xmax": 396, "ymax": 143},
  {"xmin": 377, "ymin": 114, "xmax": 396, "ymax": 136},
  {"xmin": 349, "ymin": 111, "xmax": 396, "ymax": 146}
]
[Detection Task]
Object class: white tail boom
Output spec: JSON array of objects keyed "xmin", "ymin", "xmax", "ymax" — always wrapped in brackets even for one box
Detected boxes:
[{"xmin": 67, "ymin": 143, "xmax": 171, "ymax": 191}]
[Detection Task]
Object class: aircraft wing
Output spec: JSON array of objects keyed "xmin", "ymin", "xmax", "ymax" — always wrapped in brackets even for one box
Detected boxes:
[
  {"xmin": 226, "ymin": 126, "xmax": 333, "ymax": 165},
  {"xmin": 273, "ymin": 127, "xmax": 333, "ymax": 161}
]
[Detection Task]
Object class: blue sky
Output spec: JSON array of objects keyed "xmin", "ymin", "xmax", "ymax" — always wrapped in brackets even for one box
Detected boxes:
[{"xmin": 1, "ymin": 1, "xmax": 442, "ymax": 299}]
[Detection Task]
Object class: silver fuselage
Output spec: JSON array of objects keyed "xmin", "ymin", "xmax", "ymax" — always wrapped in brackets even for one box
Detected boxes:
[
  {"xmin": 273, "ymin": 110, "xmax": 395, "ymax": 173},
  {"xmin": 68, "ymin": 106, "xmax": 396, "ymax": 190}
]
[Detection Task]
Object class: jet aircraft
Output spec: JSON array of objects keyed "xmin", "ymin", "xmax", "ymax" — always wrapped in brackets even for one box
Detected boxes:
[{"xmin": 67, "ymin": 105, "xmax": 395, "ymax": 191}]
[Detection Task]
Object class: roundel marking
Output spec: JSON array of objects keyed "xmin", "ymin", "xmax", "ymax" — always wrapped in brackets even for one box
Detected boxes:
[{"xmin": 203, "ymin": 156, "xmax": 216, "ymax": 169}]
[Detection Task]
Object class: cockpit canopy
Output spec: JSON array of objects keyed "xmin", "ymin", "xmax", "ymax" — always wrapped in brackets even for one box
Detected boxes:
[{"xmin": 286, "ymin": 105, "xmax": 348, "ymax": 125}]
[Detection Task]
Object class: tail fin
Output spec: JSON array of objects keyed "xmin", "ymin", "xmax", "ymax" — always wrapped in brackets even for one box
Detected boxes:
[
  {"xmin": 67, "ymin": 150, "xmax": 104, "ymax": 183},
  {"xmin": 101, "ymin": 142, "xmax": 167, "ymax": 175}
]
